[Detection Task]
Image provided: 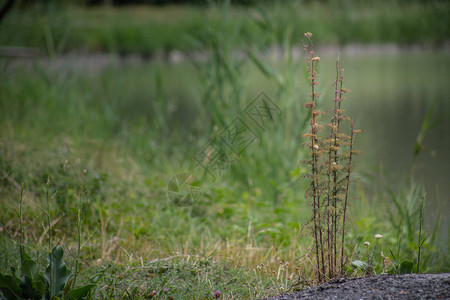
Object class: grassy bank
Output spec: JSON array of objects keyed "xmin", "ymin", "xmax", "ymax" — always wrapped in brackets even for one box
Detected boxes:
[{"xmin": 1, "ymin": 1, "xmax": 449, "ymax": 56}]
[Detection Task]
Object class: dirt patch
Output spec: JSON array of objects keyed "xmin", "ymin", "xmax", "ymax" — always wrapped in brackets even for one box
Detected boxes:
[{"xmin": 264, "ymin": 273, "xmax": 450, "ymax": 300}]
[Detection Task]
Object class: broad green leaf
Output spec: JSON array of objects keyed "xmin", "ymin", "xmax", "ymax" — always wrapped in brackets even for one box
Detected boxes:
[
  {"xmin": 44, "ymin": 246, "xmax": 72, "ymax": 299},
  {"xmin": 32, "ymin": 274, "xmax": 46, "ymax": 298},
  {"xmin": 399, "ymin": 260, "xmax": 414, "ymax": 274},
  {"xmin": 0, "ymin": 274, "xmax": 21, "ymax": 300},
  {"xmin": 351, "ymin": 260, "xmax": 368, "ymax": 270},
  {"xmin": 21, "ymin": 251, "xmax": 40, "ymax": 283},
  {"xmin": 66, "ymin": 284, "xmax": 96, "ymax": 300},
  {"xmin": 19, "ymin": 250, "xmax": 46, "ymax": 299},
  {"xmin": 20, "ymin": 276, "xmax": 38, "ymax": 299}
]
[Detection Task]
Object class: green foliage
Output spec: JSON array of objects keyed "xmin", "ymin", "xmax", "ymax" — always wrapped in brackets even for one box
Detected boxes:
[
  {"xmin": 399, "ymin": 260, "xmax": 414, "ymax": 274},
  {"xmin": 0, "ymin": 246, "xmax": 96, "ymax": 300},
  {"xmin": 20, "ymin": 251, "xmax": 46, "ymax": 299},
  {"xmin": 44, "ymin": 164, "xmax": 108, "ymax": 228},
  {"xmin": 45, "ymin": 246, "xmax": 72, "ymax": 299},
  {"xmin": 0, "ymin": 274, "xmax": 21, "ymax": 300},
  {"xmin": 351, "ymin": 260, "xmax": 368, "ymax": 272},
  {"xmin": 384, "ymin": 184, "xmax": 441, "ymax": 269},
  {"xmin": 350, "ymin": 184, "xmax": 448, "ymax": 276},
  {"xmin": 1, "ymin": 1, "xmax": 448, "ymax": 56}
]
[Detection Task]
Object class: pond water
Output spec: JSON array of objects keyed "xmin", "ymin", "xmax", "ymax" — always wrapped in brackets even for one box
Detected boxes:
[{"xmin": 342, "ymin": 52, "xmax": 450, "ymax": 238}]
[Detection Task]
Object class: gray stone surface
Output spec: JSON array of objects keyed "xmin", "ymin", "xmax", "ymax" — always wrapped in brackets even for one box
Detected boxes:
[{"xmin": 264, "ymin": 273, "xmax": 450, "ymax": 300}]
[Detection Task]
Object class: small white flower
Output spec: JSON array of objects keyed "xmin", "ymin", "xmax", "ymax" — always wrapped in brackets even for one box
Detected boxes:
[
  {"xmin": 375, "ymin": 234, "xmax": 384, "ymax": 240},
  {"xmin": 364, "ymin": 241, "xmax": 370, "ymax": 247},
  {"xmin": 313, "ymin": 144, "xmax": 319, "ymax": 150}
]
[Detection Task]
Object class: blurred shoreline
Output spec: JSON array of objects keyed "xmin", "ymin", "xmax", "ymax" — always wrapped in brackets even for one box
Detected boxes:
[{"xmin": 2, "ymin": 42, "xmax": 449, "ymax": 73}]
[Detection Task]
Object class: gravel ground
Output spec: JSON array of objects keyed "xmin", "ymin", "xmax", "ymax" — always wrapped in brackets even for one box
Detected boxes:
[{"xmin": 264, "ymin": 273, "xmax": 450, "ymax": 300}]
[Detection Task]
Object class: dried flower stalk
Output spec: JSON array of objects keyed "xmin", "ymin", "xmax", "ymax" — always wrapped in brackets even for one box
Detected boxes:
[{"xmin": 301, "ymin": 32, "xmax": 361, "ymax": 282}]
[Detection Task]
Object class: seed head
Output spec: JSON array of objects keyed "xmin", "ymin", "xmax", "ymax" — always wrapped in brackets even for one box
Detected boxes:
[
  {"xmin": 304, "ymin": 102, "xmax": 315, "ymax": 108},
  {"xmin": 364, "ymin": 241, "xmax": 370, "ymax": 247},
  {"xmin": 375, "ymin": 234, "xmax": 384, "ymax": 240},
  {"xmin": 384, "ymin": 256, "xmax": 392, "ymax": 266}
]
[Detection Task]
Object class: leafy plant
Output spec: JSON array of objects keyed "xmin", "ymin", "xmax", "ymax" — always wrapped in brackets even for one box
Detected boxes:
[
  {"xmin": 351, "ymin": 234, "xmax": 416, "ymax": 276},
  {"xmin": 301, "ymin": 32, "xmax": 361, "ymax": 282},
  {"xmin": 0, "ymin": 246, "xmax": 96, "ymax": 300},
  {"xmin": 351, "ymin": 190, "xmax": 429, "ymax": 277},
  {"xmin": 0, "ymin": 184, "xmax": 100, "ymax": 300}
]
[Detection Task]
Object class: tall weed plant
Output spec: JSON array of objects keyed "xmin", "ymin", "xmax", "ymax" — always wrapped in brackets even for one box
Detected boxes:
[{"xmin": 300, "ymin": 33, "xmax": 360, "ymax": 282}]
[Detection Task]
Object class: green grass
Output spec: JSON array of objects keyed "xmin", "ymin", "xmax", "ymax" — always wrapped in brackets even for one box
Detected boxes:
[
  {"xmin": 0, "ymin": 59, "xmax": 310, "ymax": 297},
  {"xmin": 1, "ymin": 1, "xmax": 449, "ymax": 56}
]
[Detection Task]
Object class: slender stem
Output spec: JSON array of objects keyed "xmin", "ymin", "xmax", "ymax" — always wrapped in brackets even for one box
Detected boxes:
[
  {"xmin": 311, "ymin": 59, "xmax": 326, "ymax": 280},
  {"xmin": 304, "ymin": 35, "xmax": 323, "ymax": 282},
  {"xmin": 19, "ymin": 183, "xmax": 24, "ymax": 269},
  {"xmin": 341, "ymin": 121, "xmax": 354, "ymax": 274},
  {"xmin": 46, "ymin": 179, "xmax": 52, "ymax": 252},
  {"xmin": 311, "ymin": 60, "xmax": 322, "ymax": 282},
  {"xmin": 416, "ymin": 193, "xmax": 425, "ymax": 273},
  {"xmin": 74, "ymin": 170, "xmax": 85, "ymax": 287},
  {"xmin": 74, "ymin": 208, "xmax": 81, "ymax": 287},
  {"xmin": 45, "ymin": 178, "xmax": 53, "ymax": 290},
  {"xmin": 334, "ymin": 63, "xmax": 345, "ymax": 276},
  {"xmin": 326, "ymin": 61, "xmax": 340, "ymax": 278}
]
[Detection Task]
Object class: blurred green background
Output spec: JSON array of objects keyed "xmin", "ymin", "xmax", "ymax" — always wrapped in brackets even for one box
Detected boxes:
[{"xmin": 0, "ymin": 0, "xmax": 449, "ymax": 298}]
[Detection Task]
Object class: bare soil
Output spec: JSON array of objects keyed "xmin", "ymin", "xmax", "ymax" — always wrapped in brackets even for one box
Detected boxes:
[{"xmin": 264, "ymin": 273, "xmax": 450, "ymax": 300}]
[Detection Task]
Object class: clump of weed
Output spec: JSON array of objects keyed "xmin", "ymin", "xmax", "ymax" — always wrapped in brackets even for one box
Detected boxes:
[
  {"xmin": 301, "ymin": 32, "xmax": 361, "ymax": 282},
  {"xmin": 0, "ymin": 185, "xmax": 100, "ymax": 300}
]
